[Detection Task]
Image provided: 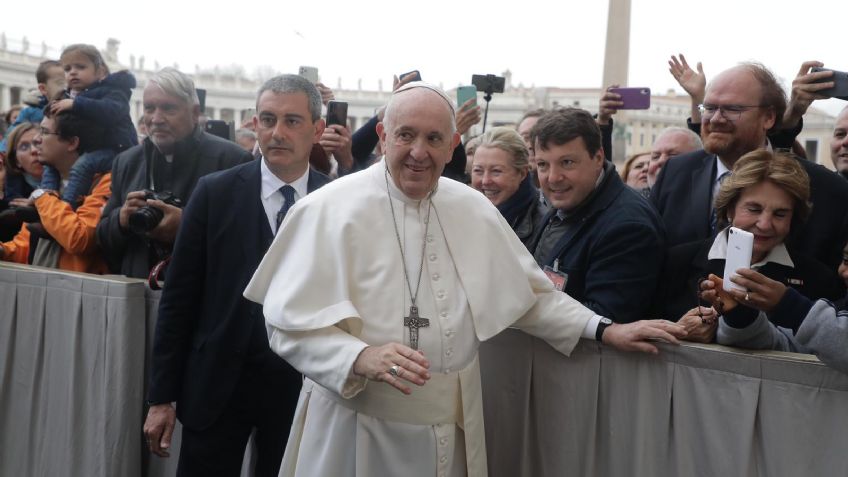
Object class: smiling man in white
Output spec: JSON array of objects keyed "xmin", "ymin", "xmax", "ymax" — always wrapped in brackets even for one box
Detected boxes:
[{"xmin": 245, "ymin": 82, "xmax": 686, "ymax": 477}]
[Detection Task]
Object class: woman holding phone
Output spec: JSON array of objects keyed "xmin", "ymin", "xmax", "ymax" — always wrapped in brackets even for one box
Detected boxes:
[
  {"xmin": 698, "ymin": 240, "xmax": 848, "ymax": 373},
  {"xmin": 653, "ymin": 150, "xmax": 843, "ymax": 342},
  {"xmin": 470, "ymin": 127, "xmax": 544, "ymax": 250}
]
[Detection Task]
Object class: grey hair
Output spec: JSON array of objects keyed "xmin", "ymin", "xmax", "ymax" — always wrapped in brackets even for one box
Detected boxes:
[
  {"xmin": 235, "ymin": 128, "xmax": 257, "ymax": 140},
  {"xmin": 383, "ymin": 81, "xmax": 456, "ymax": 133},
  {"xmin": 655, "ymin": 126, "xmax": 702, "ymax": 150},
  {"xmin": 256, "ymin": 74, "xmax": 322, "ymax": 121},
  {"xmin": 148, "ymin": 67, "xmax": 200, "ymax": 106}
]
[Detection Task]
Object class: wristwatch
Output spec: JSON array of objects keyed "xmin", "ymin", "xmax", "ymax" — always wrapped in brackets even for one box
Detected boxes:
[
  {"xmin": 595, "ymin": 317, "xmax": 613, "ymax": 342},
  {"xmin": 29, "ymin": 189, "xmax": 47, "ymax": 200}
]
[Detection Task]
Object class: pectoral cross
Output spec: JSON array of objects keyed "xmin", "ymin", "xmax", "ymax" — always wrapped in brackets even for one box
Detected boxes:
[{"xmin": 404, "ymin": 305, "xmax": 430, "ymax": 350}]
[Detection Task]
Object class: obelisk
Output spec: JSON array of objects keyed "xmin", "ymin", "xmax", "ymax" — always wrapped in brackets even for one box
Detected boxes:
[{"xmin": 602, "ymin": 0, "xmax": 631, "ymax": 88}]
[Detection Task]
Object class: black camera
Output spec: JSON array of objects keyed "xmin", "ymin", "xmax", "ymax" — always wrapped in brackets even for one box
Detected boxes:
[
  {"xmin": 128, "ymin": 190, "xmax": 182, "ymax": 235},
  {"xmin": 471, "ymin": 74, "xmax": 505, "ymax": 94}
]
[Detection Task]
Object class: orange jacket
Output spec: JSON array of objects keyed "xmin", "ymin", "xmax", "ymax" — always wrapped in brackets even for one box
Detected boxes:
[{"xmin": 1, "ymin": 173, "xmax": 111, "ymax": 274}]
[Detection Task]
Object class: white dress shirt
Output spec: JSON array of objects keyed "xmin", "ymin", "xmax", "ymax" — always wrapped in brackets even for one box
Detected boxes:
[{"xmin": 259, "ymin": 158, "xmax": 310, "ymax": 234}]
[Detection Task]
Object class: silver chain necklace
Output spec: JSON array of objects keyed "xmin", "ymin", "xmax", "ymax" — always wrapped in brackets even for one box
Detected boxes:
[{"xmin": 385, "ymin": 166, "xmax": 433, "ymax": 350}]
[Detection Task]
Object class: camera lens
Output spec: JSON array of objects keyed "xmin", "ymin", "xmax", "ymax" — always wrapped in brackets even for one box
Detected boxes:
[{"xmin": 128, "ymin": 206, "xmax": 165, "ymax": 235}]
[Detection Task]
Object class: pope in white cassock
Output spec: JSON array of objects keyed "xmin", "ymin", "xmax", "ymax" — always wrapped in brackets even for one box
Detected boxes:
[{"xmin": 244, "ymin": 82, "xmax": 686, "ymax": 477}]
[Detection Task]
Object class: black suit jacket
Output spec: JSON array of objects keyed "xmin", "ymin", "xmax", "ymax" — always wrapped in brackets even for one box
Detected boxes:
[
  {"xmin": 651, "ymin": 149, "xmax": 848, "ymax": 271},
  {"xmin": 147, "ymin": 159, "xmax": 330, "ymax": 430}
]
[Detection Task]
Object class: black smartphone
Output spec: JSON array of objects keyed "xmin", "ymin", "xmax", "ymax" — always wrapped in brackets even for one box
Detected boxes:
[
  {"xmin": 471, "ymin": 74, "xmax": 505, "ymax": 94},
  {"xmin": 326, "ymin": 101, "xmax": 348, "ymax": 127},
  {"xmin": 398, "ymin": 70, "xmax": 422, "ymax": 82},
  {"xmin": 811, "ymin": 67, "xmax": 848, "ymax": 100},
  {"xmin": 205, "ymin": 120, "xmax": 234, "ymax": 141}
]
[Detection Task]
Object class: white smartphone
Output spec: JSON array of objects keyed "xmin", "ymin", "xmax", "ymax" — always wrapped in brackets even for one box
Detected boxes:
[
  {"xmin": 723, "ymin": 227, "xmax": 753, "ymax": 292},
  {"xmin": 298, "ymin": 66, "xmax": 319, "ymax": 83}
]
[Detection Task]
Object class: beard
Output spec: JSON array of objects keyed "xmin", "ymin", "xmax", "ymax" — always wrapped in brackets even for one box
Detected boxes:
[{"xmin": 702, "ymin": 125, "xmax": 761, "ymax": 164}]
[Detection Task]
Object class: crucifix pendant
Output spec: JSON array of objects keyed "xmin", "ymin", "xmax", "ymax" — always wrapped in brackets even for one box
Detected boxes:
[{"xmin": 403, "ymin": 305, "xmax": 430, "ymax": 350}]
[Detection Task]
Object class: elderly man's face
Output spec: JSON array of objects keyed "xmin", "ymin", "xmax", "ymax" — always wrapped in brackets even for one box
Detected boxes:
[
  {"xmin": 143, "ymin": 84, "xmax": 198, "ymax": 154},
  {"xmin": 830, "ymin": 109, "xmax": 848, "ymax": 173},
  {"xmin": 518, "ymin": 116, "xmax": 540, "ymax": 170},
  {"xmin": 648, "ymin": 130, "xmax": 699, "ymax": 186},
  {"xmin": 377, "ymin": 88, "xmax": 461, "ymax": 200},
  {"xmin": 254, "ymin": 91, "xmax": 324, "ymax": 180},
  {"xmin": 701, "ymin": 68, "xmax": 776, "ymax": 165}
]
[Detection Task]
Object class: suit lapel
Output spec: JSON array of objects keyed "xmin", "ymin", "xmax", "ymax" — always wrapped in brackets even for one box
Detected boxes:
[
  {"xmin": 690, "ymin": 154, "xmax": 716, "ymax": 239},
  {"xmin": 306, "ymin": 168, "xmax": 330, "ymax": 193},
  {"xmin": 235, "ymin": 161, "xmax": 273, "ymax": 268}
]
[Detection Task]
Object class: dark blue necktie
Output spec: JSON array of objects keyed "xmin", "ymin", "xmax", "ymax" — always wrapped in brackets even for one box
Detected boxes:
[{"xmin": 275, "ymin": 185, "xmax": 296, "ymax": 233}]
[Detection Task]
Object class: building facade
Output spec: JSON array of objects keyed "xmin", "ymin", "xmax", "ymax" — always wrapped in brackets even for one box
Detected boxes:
[{"xmin": 0, "ymin": 35, "xmax": 837, "ymax": 168}]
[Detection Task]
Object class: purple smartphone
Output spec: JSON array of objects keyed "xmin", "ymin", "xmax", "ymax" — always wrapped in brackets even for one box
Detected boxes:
[{"xmin": 609, "ymin": 87, "xmax": 651, "ymax": 109}]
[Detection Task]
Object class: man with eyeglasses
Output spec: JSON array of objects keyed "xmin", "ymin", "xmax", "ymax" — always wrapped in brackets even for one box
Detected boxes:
[
  {"xmin": 0, "ymin": 109, "xmax": 111, "ymax": 273},
  {"xmin": 652, "ymin": 62, "xmax": 848, "ymax": 271}
]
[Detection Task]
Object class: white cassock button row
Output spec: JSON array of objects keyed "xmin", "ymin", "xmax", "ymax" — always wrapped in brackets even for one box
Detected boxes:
[
  {"xmin": 440, "ymin": 437, "xmax": 448, "ymax": 446},
  {"xmin": 440, "ymin": 311, "xmax": 448, "ymax": 319},
  {"xmin": 432, "ymin": 273, "xmax": 440, "ymax": 281},
  {"xmin": 446, "ymin": 348, "xmax": 453, "ymax": 356},
  {"xmin": 426, "ymin": 234, "xmax": 434, "ymax": 243},
  {"xmin": 445, "ymin": 330, "xmax": 454, "ymax": 337},
  {"xmin": 429, "ymin": 254, "xmax": 437, "ymax": 262},
  {"xmin": 437, "ymin": 291, "xmax": 446, "ymax": 300}
]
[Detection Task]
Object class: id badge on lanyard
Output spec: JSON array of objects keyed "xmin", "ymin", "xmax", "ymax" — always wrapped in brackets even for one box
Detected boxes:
[{"xmin": 543, "ymin": 258, "xmax": 568, "ymax": 292}]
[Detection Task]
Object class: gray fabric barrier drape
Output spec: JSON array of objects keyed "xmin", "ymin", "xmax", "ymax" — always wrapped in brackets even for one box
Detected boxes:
[
  {"xmin": 3, "ymin": 263, "xmax": 847, "ymax": 476},
  {"xmin": 480, "ymin": 328, "xmax": 848, "ymax": 477},
  {"xmin": 0, "ymin": 263, "xmax": 146, "ymax": 477},
  {"xmin": 0, "ymin": 264, "xmax": 253, "ymax": 477}
]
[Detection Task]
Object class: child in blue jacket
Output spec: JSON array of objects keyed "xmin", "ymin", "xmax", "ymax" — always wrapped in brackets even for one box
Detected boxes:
[{"xmin": 42, "ymin": 44, "xmax": 137, "ymax": 208}]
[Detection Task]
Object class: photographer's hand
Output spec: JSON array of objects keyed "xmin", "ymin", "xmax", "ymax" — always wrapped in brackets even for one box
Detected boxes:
[
  {"xmin": 320, "ymin": 125, "xmax": 354, "ymax": 171},
  {"xmin": 456, "ymin": 99, "xmax": 482, "ymax": 136},
  {"xmin": 316, "ymin": 83, "xmax": 335, "ymax": 106},
  {"xmin": 597, "ymin": 84, "xmax": 622, "ymax": 125},
  {"xmin": 146, "ymin": 200, "xmax": 182, "ymax": 243},
  {"xmin": 784, "ymin": 61, "xmax": 832, "ymax": 130},
  {"xmin": 119, "ymin": 190, "xmax": 151, "ymax": 230}
]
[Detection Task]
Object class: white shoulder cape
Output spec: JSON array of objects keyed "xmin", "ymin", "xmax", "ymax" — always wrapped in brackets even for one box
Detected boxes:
[{"xmin": 244, "ymin": 160, "xmax": 578, "ymax": 344}]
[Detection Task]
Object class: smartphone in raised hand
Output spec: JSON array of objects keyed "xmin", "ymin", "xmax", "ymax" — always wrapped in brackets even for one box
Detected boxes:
[
  {"xmin": 298, "ymin": 66, "xmax": 319, "ymax": 84},
  {"xmin": 456, "ymin": 85, "xmax": 477, "ymax": 110},
  {"xmin": 811, "ymin": 67, "xmax": 848, "ymax": 100},
  {"xmin": 723, "ymin": 227, "xmax": 754, "ymax": 292},
  {"xmin": 326, "ymin": 101, "xmax": 348, "ymax": 127},
  {"xmin": 609, "ymin": 87, "xmax": 651, "ymax": 109}
]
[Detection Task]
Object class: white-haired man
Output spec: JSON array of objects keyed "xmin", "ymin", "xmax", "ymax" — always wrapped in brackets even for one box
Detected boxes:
[
  {"xmin": 97, "ymin": 67, "xmax": 251, "ymax": 278},
  {"xmin": 245, "ymin": 82, "xmax": 686, "ymax": 476}
]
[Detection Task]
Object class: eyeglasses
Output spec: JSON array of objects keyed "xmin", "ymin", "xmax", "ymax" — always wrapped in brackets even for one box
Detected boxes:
[
  {"xmin": 16, "ymin": 142, "xmax": 34, "ymax": 152},
  {"xmin": 698, "ymin": 104, "xmax": 767, "ymax": 122},
  {"xmin": 38, "ymin": 127, "xmax": 60, "ymax": 137}
]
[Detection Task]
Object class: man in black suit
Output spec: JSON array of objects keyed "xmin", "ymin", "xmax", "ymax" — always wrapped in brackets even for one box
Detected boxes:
[
  {"xmin": 651, "ymin": 63, "xmax": 848, "ymax": 271},
  {"xmin": 143, "ymin": 74, "xmax": 329, "ymax": 476}
]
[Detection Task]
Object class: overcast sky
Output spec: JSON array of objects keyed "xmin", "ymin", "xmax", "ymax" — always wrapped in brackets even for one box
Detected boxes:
[{"xmin": 4, "ymin": 0, "xmax": 846, "ymax": 115}]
